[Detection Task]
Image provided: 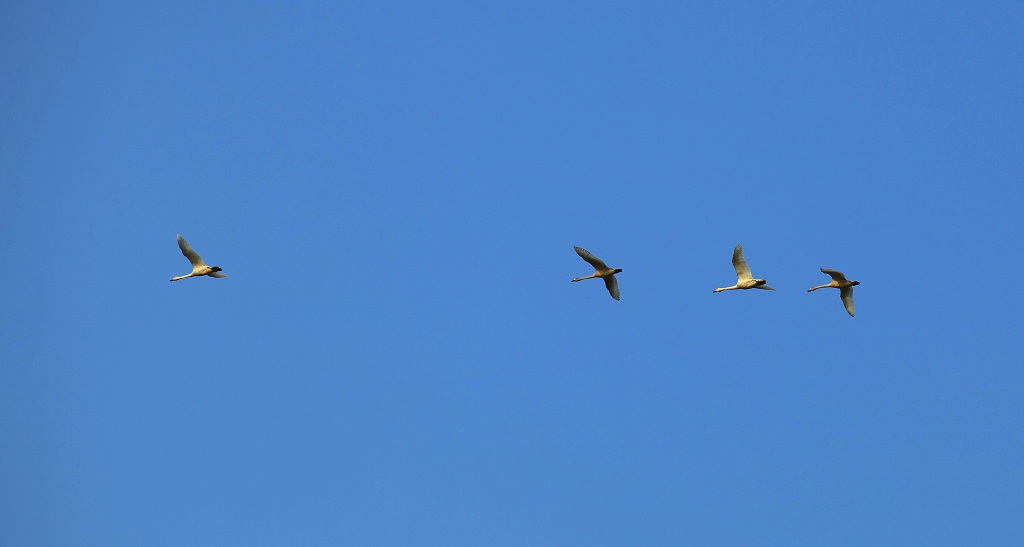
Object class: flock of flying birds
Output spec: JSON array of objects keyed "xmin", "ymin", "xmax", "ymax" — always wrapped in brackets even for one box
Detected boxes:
[
  {"xmin": 170, "ymin": 235, "xmax": 860, "ymax": 317},
  {"xmin": 570, "ymin": 244, "xmax": 860, "ymax": 317}
]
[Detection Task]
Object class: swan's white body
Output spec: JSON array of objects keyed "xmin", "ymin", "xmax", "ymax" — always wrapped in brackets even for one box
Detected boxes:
[
  {"xmin": 170, "ymin": 234, "xmax": 227, "ymax": 281},
  {"xmin": 713, "ymin": 244, "xmax": 774, "ymax": 293},
  {"xmin": 572, "ymin": 246, "xmax": 622, "ymax": 300},
  {"xmin": 808, "ymin": 268, "xmax": 858, "ymax": 317}
]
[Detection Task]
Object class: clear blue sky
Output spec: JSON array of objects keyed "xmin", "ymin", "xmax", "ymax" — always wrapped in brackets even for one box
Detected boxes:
[{"xmin": 2, "ymin": 2, "xmax": 1022, "ymax": 544}]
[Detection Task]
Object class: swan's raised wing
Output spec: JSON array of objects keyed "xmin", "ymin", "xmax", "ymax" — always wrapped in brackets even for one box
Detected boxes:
[
  {"xmin": 574, "ymin": 246, "xmax": 609, "ymax": 271},
  {"xmin": 177, "ymin": 234, "xmax": 207, "ymax": 269},
  {"xmin": 603, "ymin": 275, "xmax": 620, "ymax": 300},
  {"xmin": 732, "ymin": 244, "xmax": 752, "ymax": 281},
  {"xmin": 821, "ymin": 268, "xmax": 848, "ymax": 282},
  {"xmin": 840, "ymin": 286, "xmax": 855, "ymax": 316}
]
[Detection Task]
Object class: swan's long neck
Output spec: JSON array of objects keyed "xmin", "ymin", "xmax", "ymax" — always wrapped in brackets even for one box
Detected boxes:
[
  {"xmin": 807, "ymin": 284, "xmax": 830, "ymax": 292},
  {"xmin": 714, "ymin": 285, "xmax": 738, "ymax": 292},
  {"xmin": 170, "ymin": 273, "xmax": 194, "ymax": 282},
  {"xmin": 572, "ymin": 273, "xmax": 600, "ymax": 282}
]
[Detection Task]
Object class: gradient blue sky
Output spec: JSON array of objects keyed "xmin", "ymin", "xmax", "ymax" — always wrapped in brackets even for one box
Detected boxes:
[{"xmin": 2, "ymin": 2, "xmax": 1023, "ymax": 545}]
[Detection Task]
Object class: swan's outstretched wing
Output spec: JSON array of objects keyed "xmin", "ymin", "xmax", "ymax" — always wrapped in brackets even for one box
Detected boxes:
[
  {"xmin": 177, "ymin": 234, "xmax": 207, "ymax": 268},
  {"xmin": 574, "ymin": 246, "xmax": 609, "ymax": 270},
  {"xmin": 755, "ymin": 285, "xmax": 776, "ymax": 291},
  {"xmin": 209, "ymin": 271, "xmax": 228, "ymax": 278},
  {"xmin": 840, "ymin": 286, "xmax": 855, "ymax": 316},
  {"xmin": 732, "ymin": 244, "xmax": 752, "ymax": 281},
  {"xmin": 603, "ymin": 275, "xmax": 620, "ymax": 300},
  {"xmin": 821, "ymin": 268, "xmax": 848, "ymax": 282}
]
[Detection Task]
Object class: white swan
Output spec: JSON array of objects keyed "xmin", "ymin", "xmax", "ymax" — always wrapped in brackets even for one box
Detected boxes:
[
  {"xmin": 713, "ymin": 244, "xmax": 775, "ymax": 293},
  {"xmin": 572, "ymin": 246, "xmax": 622, "ymax": 300},
  {"xmin": 808, "ymin": 268, "xmax": 859, "ymax": 316},
  {"xmin": 170, "ymin": 234, "xmax": 228, "ymax": 281}
]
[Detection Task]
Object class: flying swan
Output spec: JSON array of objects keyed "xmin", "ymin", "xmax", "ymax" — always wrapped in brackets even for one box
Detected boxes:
[
  {"xmin": 713, "ymin": 244, "xmax": 775, "ymax": 293},
  {"xmin": 572, "ymin": 246, "xmax": 622, "ymax": 300},
  {"xmin": 170, "ymin": 234, "xmax": 228, "ymax": 281},
  {"xmin": 808, "ymin": 268, "xmax": 859, "ymax": 317}
]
